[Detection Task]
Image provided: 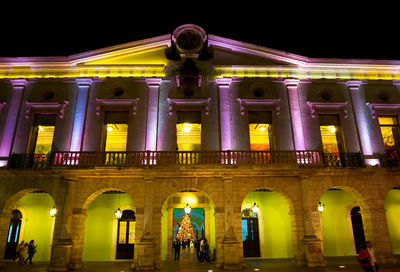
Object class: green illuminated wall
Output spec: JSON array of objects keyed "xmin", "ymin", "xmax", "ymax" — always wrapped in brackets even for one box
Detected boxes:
[
  {"xmin": 82, "ymin": 193, "xmax": 134, "ymax": 261},
  {"xmin": 320, "ymin": 190, "xmax": 356, "ymax": 256},
  {"xmin": 242, "ymin": 191, "xmax": 293, "ymax": 258},
  {"xmin": 384, "ymin": 189, "xmax": 400, "ymax": 254},
  {"xmin": 15, "ymin": 193, "xmax": 55, "ymax": 261}
]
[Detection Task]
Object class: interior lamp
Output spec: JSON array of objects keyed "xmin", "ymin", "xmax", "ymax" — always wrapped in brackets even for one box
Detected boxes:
[
  {"xmin": 50, "ymin": 206, "xmax": 57, "ymax": 217},
  {"xmin": 115, "ymin": 208, "xmax": 122, "ymax": 219},
  {"xmin": 182, "ymin": 123, "xmax": 192, "ymax": 133},
  {"xmin": 184, "ymin": 203, "xmax": 191, "ymax": 214},
  {"xmin": 251, "ymin": 202, "xmax": 259, "ymax": 213},
  {"xmin": 318, "ymin": 202, "xmax": 324, "ymax": 213},
  {"xmin": 328, "ymin": 126, "xmax": 336, "ymax": 133}
]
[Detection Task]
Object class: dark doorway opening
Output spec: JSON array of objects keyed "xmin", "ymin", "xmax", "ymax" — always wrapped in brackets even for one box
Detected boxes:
[
  {"xmin": 350, "ymin": 206, "xmax": 366, "ymax": 253},
  {"xmin": 242, "ymin": 217, "xmax": 260, "ymax": 257},
  {"xmin": 116, "ymin": 210, "xmax": 135, "ymax": 259}
]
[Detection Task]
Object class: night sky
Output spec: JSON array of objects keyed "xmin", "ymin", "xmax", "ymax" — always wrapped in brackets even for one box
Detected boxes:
[{"xmin": 0, "ymin": 2, "xmax": 399, "ymax": 60}]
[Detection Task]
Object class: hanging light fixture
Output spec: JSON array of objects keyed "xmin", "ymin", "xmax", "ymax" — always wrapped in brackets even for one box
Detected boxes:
[
  {"xmin": 115, "ymin": 208, "xmax": 122, "ymax": 219},
  {"xmin": 251, "ymin": 191, "xmax": 259, "ymax": 214},
  {"xmin": 318, "ymin": 202, "xmax": 324, "ymax": 213},
  {"xmin": 49, "ymin": 206, "xmax": 57, "ymax": 217},
  {"xmin": 251, "ymin": 202, "xmax": 259, "ymax": 213},
  {"xmin": 115, "ymin": 191, "xmax": 122, "ymax": 219},
  {"xmin": 184, "ymin": 203, "xmax": 191, "ymax": 214}
]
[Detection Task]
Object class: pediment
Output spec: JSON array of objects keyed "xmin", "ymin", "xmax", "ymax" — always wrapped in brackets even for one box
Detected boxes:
[
  {"xmin": 84, "ymin": 47, "xmax": 169, "ymax": 65},
  {"xmin": 212, "ymin": 46, "xmax": 292, "ymax": 66}
]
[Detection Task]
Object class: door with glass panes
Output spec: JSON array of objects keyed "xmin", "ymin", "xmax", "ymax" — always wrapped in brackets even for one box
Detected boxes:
[{"xmin": 116, "ymin": 210, "xmax": 135, "ymax": 259}]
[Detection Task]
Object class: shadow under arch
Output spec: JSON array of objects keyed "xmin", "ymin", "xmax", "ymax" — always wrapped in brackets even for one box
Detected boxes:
[{"xmin": 240, "ymin": 185, "xmax": 298, "ymax": 262}]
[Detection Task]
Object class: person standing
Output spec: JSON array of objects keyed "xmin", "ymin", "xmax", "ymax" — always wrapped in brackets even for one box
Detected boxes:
[
  {"xmin": 24, "ymin": 240, "xmax": 37, "ymax": 265},
  {"xmin": 367, "ymin": 241, "xmax": 378, "ymax": 272},
  {"xmin": 358, "ymin": 243, "xmax": 374, "ymax": 272},
  {"xmin": 201, "ymin": 239, "xmax": 210, "ymax": 264},
  {"xmin": 13, "ymin": 240, "xmax": 24, "ymax": 262},
  {"xmin": 173, "ymin": 238, "xmax": 181, "ymax": 261},
  {"xmin": 19, "ymin": 243, "xmax": 28, "ymax": 265},
  {"xmin": 194, "ymin": 237, "xmax": 201, "ymax": 260}
]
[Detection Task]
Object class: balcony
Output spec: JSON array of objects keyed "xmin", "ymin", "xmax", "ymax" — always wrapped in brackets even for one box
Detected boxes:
[{"xmin": 6, "ymin": 151, "xmax": 365, "ymax": 169}]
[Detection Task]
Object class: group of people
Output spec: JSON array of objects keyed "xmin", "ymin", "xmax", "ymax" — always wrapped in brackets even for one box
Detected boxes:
[
  {"xmin": 12, "ymin": 240, "xmax": 37, "ymax": 265},
  {"xmin": 173, "ymin": 237, "xmax": 212, "ymax": 264},
  {"xmin": 358, "ymin": 241, "xmax": 378, "ymax": 272}
]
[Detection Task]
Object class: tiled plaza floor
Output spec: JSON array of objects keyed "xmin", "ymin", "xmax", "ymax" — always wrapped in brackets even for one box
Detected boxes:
[{"xmin": 1, "ymin": 252, "xmax": 399, "ymax": 272}]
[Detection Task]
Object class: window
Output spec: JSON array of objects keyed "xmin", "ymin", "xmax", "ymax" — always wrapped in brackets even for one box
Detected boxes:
[
  {"xmin": 378, "ymin": 116, "xmax": 400, "ymax": 158},
  {"xmin": 176, "ymin": 111, "xmax": 201, "ymax": 151},
  {"xmin": 248, "ymin": 111, "xmax": 272, "ymax": 151},
  {"xmin": 103, "ymin": 112, "xmax": 128, "ymax": 152},
  {"xmin": 28, "ymin": 114, "xmax": 56, "ymax": 156},
  {"xmin": 319, "ymin": 115, "xmax": 344, "ymax": 154}
]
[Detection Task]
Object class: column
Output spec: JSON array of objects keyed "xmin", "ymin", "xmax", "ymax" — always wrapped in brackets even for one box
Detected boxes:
[
  {"xmin": 369, "ymin": 206, "xmax": 398, "ymax": 264},
  {"xmin": 69, "ymin": 79, "xmax": 92, "ymax": 152},
  {"xmin": 216, "ymin": 78, "xmax": 232, "ymax": 151},
  {"xmin": 221, "ymin": 177, "xmax": 243, "ymax": 269},
  {"xmin": 132, "ymin": 178, "xmax": 156, "ymax": 270},
  {"xmin": 0, "ymin": 79, "xmax": 27, "ymax": 166},
  {"xmin": 284, "ymin": 79, "xmax": 305, "ymax": 150},
  {"xmin": 166, "ymin": 208, "xmax": 173, "ymax": 261},
  {"xmin": 145, "ymin": 78, "xmax": 162, "ymax": 151},
  {"xmin": 300, "ymin": 178, "xmax": 326, "ymax": 267},
  {"xmin": 48, "ymin": 179, "xmax": 76, "ymax": 271}
]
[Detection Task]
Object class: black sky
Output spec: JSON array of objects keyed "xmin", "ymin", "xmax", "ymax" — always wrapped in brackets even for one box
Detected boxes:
[{"xmin": 1, "ymin": 2, "xmax": 399, "ymax": 60}]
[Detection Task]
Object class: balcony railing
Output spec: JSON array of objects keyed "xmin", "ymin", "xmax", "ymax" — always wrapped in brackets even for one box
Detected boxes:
[{"xmin": 6, "ymin": 151, "xmax": 365, "ymax": 169}]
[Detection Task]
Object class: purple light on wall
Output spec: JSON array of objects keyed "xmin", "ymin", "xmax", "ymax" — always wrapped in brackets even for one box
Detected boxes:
[
  {"xmin": 216, "ymin": 78, "xmax": 232, "ymax": 151},
  {"xmin": 69, "ymin": 79, "xmax": 92, "ymax": 151}
]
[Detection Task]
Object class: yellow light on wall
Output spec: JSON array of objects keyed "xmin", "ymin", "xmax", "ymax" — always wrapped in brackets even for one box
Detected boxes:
[
  {"xmin": 251, "ymin": 202, "xmax": 259, "ymax": 213},
  {"xmin": 50, "ymin": 206, "xmax": 57, "ymax": 217}
]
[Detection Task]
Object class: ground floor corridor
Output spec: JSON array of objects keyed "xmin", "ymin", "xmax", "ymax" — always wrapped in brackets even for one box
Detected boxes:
[{"xmin": 1, "ymin": 257, "xmax": 400, "ymax": 272}]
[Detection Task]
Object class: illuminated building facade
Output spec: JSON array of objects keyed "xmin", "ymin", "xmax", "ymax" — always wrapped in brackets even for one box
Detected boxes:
[{"xmin": 0, "ymin": 24, "xmax": 400, "ymax": 270}]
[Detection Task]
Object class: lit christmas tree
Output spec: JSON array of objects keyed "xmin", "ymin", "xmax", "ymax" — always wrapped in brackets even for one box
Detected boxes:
[{"xmin": 176, "ymin": 214, "xmax": 195, "ymax": 242}]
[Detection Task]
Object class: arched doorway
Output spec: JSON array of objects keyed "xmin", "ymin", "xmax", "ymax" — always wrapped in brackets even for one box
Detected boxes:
[
  {"xmin": 319, "ymin": 188, "xmax": 366, "ymax": 256},
  {"xmin": 384, "ymin": 187, "xmax": 400, "ymax": 254},
  {"xmin": 241, "ymin": 189, "xmax": 293, "ymax": 259},
  {"xmin": 4, "ymin": 210, "xmax": 22, "ymax": 259},
  {"xmin": 2, "ymin": 190, "xmax": 56, "ymax": 261},
  {"xmin": 82, "ymin": 190, "xmax": 135, "ymax": 261},
  {"xmin": 161, "ymin": 191, "xmax": 216, "ymax": 263}
]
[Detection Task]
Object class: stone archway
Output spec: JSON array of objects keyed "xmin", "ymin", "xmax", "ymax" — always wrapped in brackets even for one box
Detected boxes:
[
  {"xmin": 238, "ymin": 184, "xmax": 300, "ymax": 265},
  {"xmin": 0, "ymin": 188, "xmax": 57, "ymax": 266},
  {"xmin": 69, "ymin": 187, "xmax": 138, "ymax": 270}
]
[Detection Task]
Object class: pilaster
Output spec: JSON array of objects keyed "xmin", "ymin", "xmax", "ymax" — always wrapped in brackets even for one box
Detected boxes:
[
  {"xmin": 70, "ymin": 79, "xmax": 92, "ymax": 152},
  {"xmin": 300, "ymin": 178, "xmax": 326, "ymax": 267},
  {"xmin": 220, "ymin": 177, "xmax": 244, "ymax": 269},
  {"xmin": 0, "ymin": 79, "xmax": 28, "ymax": 164},
  {"xmin": 216, "ymin": 78, "xmax": 233, "ymax": 151},
  {"xmin": 145, "ymin": 78, "xmax": 162, "ymax": 151},
  {"xmin": 284, "ymin": 79, "xmax": 305, "ymax": 150},
  {"xmin": 132, "ymin": 178, "xmax": 156, "ymax": 270}
]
